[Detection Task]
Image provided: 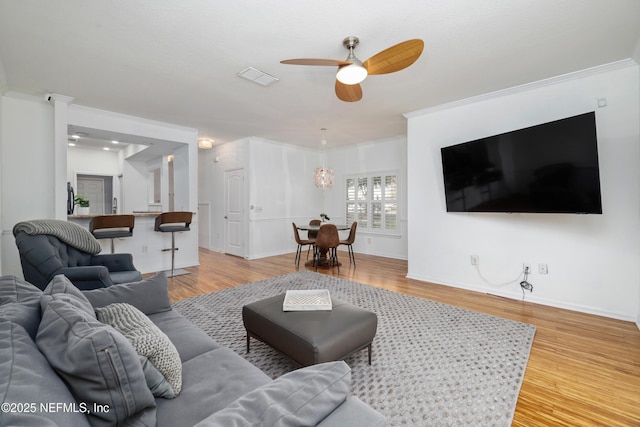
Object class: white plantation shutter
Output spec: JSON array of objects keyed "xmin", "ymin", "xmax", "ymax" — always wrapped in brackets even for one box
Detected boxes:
[
  {"xmin": 345, "ymin": 172, "xmax": 398, "ymax": 232},
  {"xmin": 346, "ymin": 178, "xmax": 356, "ymax": 224},
  {"xmin": 384, "ymin": 176, "xmax": 397, "ymax": 229}
]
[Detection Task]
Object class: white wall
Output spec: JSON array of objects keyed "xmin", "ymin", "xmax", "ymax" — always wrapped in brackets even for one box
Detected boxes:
[
  {"xmin": 68, "ymin": 104, "xmax": 199, "ymax": 215},
  {"xmin": 198, "ymin": 135, "xmax": 410, "ymax": 261},
  {"xmin": 198, "ymin": 137, "xmax": 249, "ymax": 253},
  {"xmin": 1, "ymin": 93, "xmax": 54, "ymax": 277},
  {"xmin": 172, "ymin": 143, "xmax": 194, "ymax": 212},
  {"xmin": 1, "ymin": 94, "xmax": 201, "ymax": 276},
  {"xmin": 325, "ymin": 136, "xmax": 408, "ymax": 260},
  {"xmin": 406, "ymin": 61, "xmax": 640, "ymax": 321},
  {"xmin": 0, "ymin": 92, "xmax": 2, "ymax": 275},
  {"xmin": 198, "ymin": 137, "xmax": 324, "ymax": 259},
  {"xmin": 636, "ymin": 51, "xmax": 640, "ymax": 329},
  {"xmin": 123, "ymin": 159, "xmax": 150, "ymax": 213},
  {"xmin": 247, "ymin": 138, "xmax": 324, "ymax": 259},
  {"xmin": 67, "ymin": 147, "xmax": 120, "ymax": 181}
]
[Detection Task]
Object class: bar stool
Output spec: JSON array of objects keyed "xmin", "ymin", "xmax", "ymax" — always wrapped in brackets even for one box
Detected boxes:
[
  {"xmin": 89, "ymin": 215, "xmax": 135, "ymax": 254},
  {"xmin": 154, "ymin": 211, "xmax": 192, "ymax": 277}
]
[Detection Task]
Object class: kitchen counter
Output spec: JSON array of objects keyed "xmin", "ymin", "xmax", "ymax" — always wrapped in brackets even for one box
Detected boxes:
[
  {"xmin": 67, "ymin": 212, "xmax": 162, "ymax": 219},
  {"xmin": 67, "ymin": 213, "xmax": 199, "ymax": 274}
]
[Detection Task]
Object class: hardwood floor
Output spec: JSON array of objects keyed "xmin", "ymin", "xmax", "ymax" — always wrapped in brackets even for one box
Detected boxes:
[{"xmin": 166, "ymin": 248, "xmax": 640, "ymax": 426}]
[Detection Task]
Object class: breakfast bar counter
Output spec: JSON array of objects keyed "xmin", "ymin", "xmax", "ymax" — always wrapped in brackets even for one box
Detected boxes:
[
  {"xmin": 67, "ymin": 211, "xmax": 162, "ymax": 219},
  {"xmin": 67, "ymin": 213, "xmax": 199, "ymax": 275}
]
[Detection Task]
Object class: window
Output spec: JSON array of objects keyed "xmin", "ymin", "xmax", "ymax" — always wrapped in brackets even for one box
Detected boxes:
[{"xmin": 346, "ymin": 172, "xmax": 398, "ymax": 231}]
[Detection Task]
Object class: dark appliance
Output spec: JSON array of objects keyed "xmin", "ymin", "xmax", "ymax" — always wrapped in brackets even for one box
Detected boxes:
[
  {"xmin": 440, "ymin": 112, "xmax": 602, "ymax": 214},
  {"xmin": 67, "ymin": 182, "xmax": 75, "ymax": 215}
]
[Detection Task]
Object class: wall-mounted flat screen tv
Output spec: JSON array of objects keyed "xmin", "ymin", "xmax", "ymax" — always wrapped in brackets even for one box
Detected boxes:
[{"xmin": 440, "ymin": 112, "xmax": 602, "ymax": 214}]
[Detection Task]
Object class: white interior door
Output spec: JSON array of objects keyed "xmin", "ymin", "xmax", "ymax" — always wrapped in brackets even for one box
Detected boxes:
[{"xmin": 224, "ymin": 169, "xmax": 245, "ymax": 257}]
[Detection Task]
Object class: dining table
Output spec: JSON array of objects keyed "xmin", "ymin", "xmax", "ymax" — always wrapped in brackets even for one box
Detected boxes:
[
  {"xmin": 296, "ymin": 223, "xmax": 351, "ymax": 268},
  {"xmin": 296, "ymin": 224, "xmax": 351, "ymax": 232}
]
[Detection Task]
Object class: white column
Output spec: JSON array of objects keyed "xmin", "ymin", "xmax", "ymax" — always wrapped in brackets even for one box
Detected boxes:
[{"xmin": 48, "ymin": 93, "xmax": 74, "ymax": 220}]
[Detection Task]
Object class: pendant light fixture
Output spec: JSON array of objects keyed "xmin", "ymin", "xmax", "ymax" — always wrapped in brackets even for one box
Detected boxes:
[{"xmin": 314, "ymin": 128, "xmax": 334, "ymax": 189}]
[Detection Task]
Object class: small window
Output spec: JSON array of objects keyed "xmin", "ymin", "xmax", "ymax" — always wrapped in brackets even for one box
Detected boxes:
[{"xmin": 345, "ymin": 172, "xmax": 398, "ymax": 232}]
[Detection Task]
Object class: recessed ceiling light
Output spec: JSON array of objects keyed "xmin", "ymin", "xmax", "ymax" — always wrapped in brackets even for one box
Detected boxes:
[
  {"xmin": 103, "ymin": 147, "xmax": 110, "ymax": 151},
  {"xmin": 71, "ymin": 135, "xmax": 80, "ymax": 139},
  {"xmin": 111, "ymin": 140, "xmax": 119, "ymax": 144},
  {"xmin": 68, "ymin": 142, "xmax": 76, "ymax": 147}
]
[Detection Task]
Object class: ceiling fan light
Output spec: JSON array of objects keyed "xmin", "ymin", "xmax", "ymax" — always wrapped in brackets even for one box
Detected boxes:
[{"xmin": 336, "ymin": 62, "xmax": 368, "ymax": 85}]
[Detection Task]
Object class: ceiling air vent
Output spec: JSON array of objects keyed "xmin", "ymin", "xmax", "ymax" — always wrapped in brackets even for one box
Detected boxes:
[{"xmin": 237, "ymin": 67, "xmax": 279, "ymax": 87}]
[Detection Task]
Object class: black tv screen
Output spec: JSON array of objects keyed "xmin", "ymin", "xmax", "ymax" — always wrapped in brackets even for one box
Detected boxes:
[{"xmin": 440, "ymin": 112, "xmax": 602, "ymax": 214}]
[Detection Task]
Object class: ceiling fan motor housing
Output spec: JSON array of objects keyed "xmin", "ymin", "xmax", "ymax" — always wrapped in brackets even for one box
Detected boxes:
[{"xmin": 343, "ymin": 36, "xmax": 360, "ymax": 50}]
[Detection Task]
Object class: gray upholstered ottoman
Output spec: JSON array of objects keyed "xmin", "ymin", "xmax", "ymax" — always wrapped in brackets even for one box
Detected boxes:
[{"xmin": 242, "ymin": 293, "xmax": 377, "ymax": 367}]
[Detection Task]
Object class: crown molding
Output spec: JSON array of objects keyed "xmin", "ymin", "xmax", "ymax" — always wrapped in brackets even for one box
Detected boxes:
[{"xmin": 404, "ymin": 59, "xmax": 638, "ymax": 118}]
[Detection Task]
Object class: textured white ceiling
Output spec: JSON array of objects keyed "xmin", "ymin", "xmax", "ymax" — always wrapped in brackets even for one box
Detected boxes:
[{"xmin": 0, "ymin": 0, "xmax": 638, "ymax": 148}]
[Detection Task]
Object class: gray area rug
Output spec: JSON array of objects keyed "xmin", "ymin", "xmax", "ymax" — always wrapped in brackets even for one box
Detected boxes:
[{"xmin": 173, "ymin": 271, "xmax": 536, "ymax": 426}]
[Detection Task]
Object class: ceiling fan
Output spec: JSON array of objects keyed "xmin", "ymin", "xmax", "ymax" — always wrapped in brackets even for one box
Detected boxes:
[{"xmin": 280, "ymin": 36, "xmax": 424, "ymax": 102}]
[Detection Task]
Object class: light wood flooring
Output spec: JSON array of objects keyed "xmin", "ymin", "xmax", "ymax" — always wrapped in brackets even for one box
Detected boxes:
[{"xmin": 166, "ymin": 248, "xmax": 640, "ymax": 426}]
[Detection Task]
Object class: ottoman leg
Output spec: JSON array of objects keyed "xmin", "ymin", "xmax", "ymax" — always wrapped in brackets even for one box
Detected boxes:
[
  {"xmin": 246, "ymin": 332, "xmax": 250, "ymax": 353},
  {"xmin": 368, "ymin": 343, "xmax": 372, "ymax": 365}
]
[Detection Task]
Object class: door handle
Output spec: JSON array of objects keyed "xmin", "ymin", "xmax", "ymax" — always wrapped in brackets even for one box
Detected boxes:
[{"xmin": 224, "ymin": 216, "xmax": 228, "ymax": 219}]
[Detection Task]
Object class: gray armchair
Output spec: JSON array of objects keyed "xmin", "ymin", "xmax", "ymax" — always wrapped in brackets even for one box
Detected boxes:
[{"xmin": 13, "ymin": 219, "xmax": 142, "ymax": 290}]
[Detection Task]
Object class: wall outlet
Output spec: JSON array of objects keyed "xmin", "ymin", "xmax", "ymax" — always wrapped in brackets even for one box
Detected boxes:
[
  {"xmin": 142, "ymin": 245, "xmax": 149, "ymax": 253},
  {"xmin": 523, "ymin": 263, "xmax": 531, "ymax": 273},
  {"xmin": 470, "ymin": 255, "xmax": 479, "ymax": 266},
  {"xmin": 539, "ymin": 264, "xmax": 549, "ymax": 274}
]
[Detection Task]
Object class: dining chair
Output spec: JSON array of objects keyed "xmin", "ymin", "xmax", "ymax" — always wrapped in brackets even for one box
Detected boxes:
[
  {"xmin": 292, "ymin": 223, "xmax": 315, "ymax": 267},
  {"xmin": 339, "ymin": 221, "xmax": 358, "ymax": 267},
  {"xmin": 314, "ymin": 224, "xmax": 340, "ymax": 272},
  {"xmin": 307, "ymin": 219, "xmax": 321, "ymax": 239}
]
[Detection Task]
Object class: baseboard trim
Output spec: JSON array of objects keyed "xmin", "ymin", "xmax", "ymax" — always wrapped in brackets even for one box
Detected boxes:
[{"xmin": 406, "ymin": 273, "xmax": 637, "ymax": 323}]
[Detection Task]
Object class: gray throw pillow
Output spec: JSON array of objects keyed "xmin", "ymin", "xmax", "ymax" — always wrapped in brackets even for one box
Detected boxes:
[
  {"xmin": 83, "ymin": 272, "xmax": 172, "ymax": 315},
  {"xmin": 95, "ymin": 302, "xmax": 182, "ymax": 398},
  {"xmin": 0, "ymin": 320, "xmax": 91, "ymax": 427},
  {"xmin": 0, "ymin": 275, "xmax": 43, "ymax": 339},
  {"xmin": 195, "ymin": 361, "xmax": 351, "ymax": 427},
  {"xmin": 36, "ymin": 298, "xmax": 156, "ymax": 427},
  {"xmin": 41, "ymin": 274, "xmax": 95, "ymax": 316}
]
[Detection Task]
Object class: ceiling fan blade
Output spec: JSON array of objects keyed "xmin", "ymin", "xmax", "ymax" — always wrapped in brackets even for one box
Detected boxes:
[
  {"xmin": 335, "ymin": 80, "xmax": 362, "ymax": 102},
  {"xmin": 363, "ymin": 39, "xmax": 424, "ymax": 75},
  {"xmin": 281, "ymin": 58, "xmax": 352, "ymax": 66}
]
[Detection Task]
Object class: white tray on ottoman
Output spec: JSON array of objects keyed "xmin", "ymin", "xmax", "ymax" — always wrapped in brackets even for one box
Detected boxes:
[{"xmin": 283, "ymin": 289, "xmax": 332, "ymax": 311}]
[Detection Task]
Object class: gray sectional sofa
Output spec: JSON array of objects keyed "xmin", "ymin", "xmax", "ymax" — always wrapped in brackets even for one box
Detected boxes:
[{"xmin": 0, "ymin": 273, "xmax": 385, "ymax": 426}]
